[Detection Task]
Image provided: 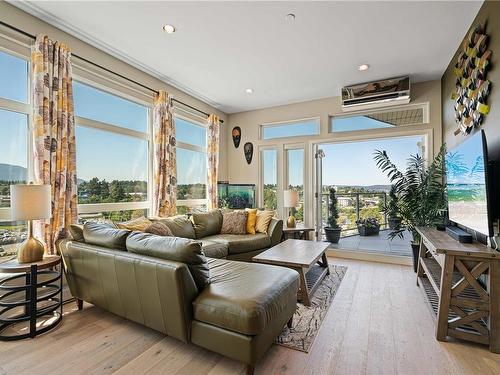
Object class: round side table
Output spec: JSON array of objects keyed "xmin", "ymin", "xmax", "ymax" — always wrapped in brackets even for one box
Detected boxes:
[{"xmin": 0, "ymin": 255, "xmax": 63, "ymax": 341}]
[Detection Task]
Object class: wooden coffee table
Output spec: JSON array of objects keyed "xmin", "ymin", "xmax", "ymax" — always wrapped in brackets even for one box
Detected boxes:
[{"xmin": 252, "ymin": 239, "xmax": 330, "ymax": 306}]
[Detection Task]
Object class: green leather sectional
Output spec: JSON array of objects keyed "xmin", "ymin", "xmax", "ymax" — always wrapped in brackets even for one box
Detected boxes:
[{"xmin": 58, "ymin": 211, "xmax": 298, "ymax": 374}]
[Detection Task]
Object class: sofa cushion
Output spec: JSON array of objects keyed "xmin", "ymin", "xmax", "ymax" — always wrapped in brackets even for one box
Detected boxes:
[
  {"xmin": 145, "ymin": 221, "xmax": 173, "ymax": 236},
  {"xmin": 201, "ymin": 240, "xmax": 228, "ymax": 259},
  {"xmin": 193, "ymin": 258, "xmax": 299, "ymax": 335},
  {"xmin": 126, "ymin": 231, "xmax": 210, "ymax": 290},
  {"xmin": 255, "ymin": 210, "xmax": 275, "ymax": 234},
  {"xmin": 69, "ymin": 224, "xmax": 84, "ymax": 242},
  {"xmin": 83, "ymin": 222, "xmax": 131, "ymax": 251},
  {"xmin": 116, "ymin": 216, "xmax": 152, "ymax": 231},
  {"xmin": 220, "ymin": 211, "xmax": 248, "ymax": 235},
  {"xmin": 192, "ymin": 209, "xmax": 223, "ymax": 238},
  {"xmin": 202, "ymin": 233, "xmax": 271, "ymax": 255},
  {"xmin": 245, "ymin": 208, "xmax": 258, "ymax": 234},
  {"xmin": 157, "ymin": 215, "xmax": 196, "ymax": 239}
]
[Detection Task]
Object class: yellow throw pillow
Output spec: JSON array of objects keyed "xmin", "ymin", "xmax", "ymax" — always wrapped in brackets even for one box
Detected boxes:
[
  {"xmin": 245, "ymin": 208, "xmax": 258, "ymax": 234},
  {"xmin": 116, "ymin": 216, "xmax": 152, "ymax": 232},
  {"xmin": 255, "ymin": 210, "xmax": 275, "ymax": 234}
]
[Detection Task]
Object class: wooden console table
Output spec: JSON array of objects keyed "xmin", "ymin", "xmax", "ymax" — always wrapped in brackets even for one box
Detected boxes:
[{"xmin": 416, "ymin": 227, "xmax": 499, "ymax": 353}]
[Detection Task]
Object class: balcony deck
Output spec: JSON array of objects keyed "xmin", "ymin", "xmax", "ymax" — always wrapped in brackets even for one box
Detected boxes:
[{"xmin": 329, "ymin": 229, "xmax": 413, "ymax": 257}]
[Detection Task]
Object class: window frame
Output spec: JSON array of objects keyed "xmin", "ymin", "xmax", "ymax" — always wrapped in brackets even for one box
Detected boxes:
[
  {"xmin": 174, "ymin": 113, "xmax": 208, "ymax": 212},
  {"xmin": 73, "ymin": 77, "xmax": 153, "ymax": 218},
  {"xmin": 0, "ymin": 44, "xmax": 32, "ymax": 221},
  {"xmin": 260, "ymin": 117, "xmax": 320, "ymax": 141}
]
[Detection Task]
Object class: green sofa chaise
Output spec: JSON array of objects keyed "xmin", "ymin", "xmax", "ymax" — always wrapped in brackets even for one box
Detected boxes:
[{"xmin": 58, "ymin": 213, "xmax": 297, "ymax": 374}]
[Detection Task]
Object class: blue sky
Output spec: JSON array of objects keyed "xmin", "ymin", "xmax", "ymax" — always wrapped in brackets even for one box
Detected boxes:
[
  {"xmin": 0, "ymin": 50, "xmax": 28, "ymax": 103},
  {"xmin": 320, "ymin": 135, "xmax": 422, "ymax": 185}
]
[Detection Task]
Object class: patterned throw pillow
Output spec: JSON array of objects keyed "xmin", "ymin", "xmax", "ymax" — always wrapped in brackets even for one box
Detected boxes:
[
  {"xmin": 145, "ymin": 221, "xmax": 173, "ymax": 236},
  {"xmin": 116, "ymin": 216, "xmax": 152, "ymax": 232},
  {"xmin": 220, "ymin": 211, "xmax": 248, "ymax": 235},
  {"xmin": 245, "ymin": 208, "xmax": 258, "ymax": 234},
  {"xmin": 255, "ymin": 210, "xmax": 275, "ymax": 234}
]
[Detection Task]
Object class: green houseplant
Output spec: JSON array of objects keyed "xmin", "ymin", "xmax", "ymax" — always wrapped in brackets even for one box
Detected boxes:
[
  {"xmin": 374, "ymin": 145, "xmax": 446, "ymax": 271},
  {"xmin": 386, "ymin": 185, "xmax": 402, "ymax": 230},
  {"xmin": 356, "ymin": 217, "xmax": 380, "ymax": 236},
  {"xmin": 324, "ymin": 187, "xmax": 341, "ymax": 243}
]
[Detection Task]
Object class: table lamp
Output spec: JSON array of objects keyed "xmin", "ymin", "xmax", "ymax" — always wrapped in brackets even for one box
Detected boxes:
[
  {"xmin": 10, "ymin": 184, "xmax": 52, "ymax": 263},
  {"xmin": 283, "ymin": 190, "xmax": 299, "ymax": 228}
]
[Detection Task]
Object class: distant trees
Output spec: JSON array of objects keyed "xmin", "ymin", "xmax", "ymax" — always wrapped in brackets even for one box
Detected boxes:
[{"xmin": 78, "ymin": 178, "xmax": 147, "ymax": 204}]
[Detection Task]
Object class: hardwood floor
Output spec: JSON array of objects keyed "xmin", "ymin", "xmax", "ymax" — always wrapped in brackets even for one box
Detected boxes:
[{"xmin": 1, "ymin": 258, "xmax": 500, "ymax": 374}]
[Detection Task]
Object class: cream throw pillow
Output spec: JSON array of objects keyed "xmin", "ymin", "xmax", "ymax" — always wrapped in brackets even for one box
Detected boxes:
[
  {"xmin": 255, "ymin": 210, "xmax": 275, "ymax": 234},
  {"xmin": 116, "ymin": 216, "xmax": 152, "ymax": 232}
]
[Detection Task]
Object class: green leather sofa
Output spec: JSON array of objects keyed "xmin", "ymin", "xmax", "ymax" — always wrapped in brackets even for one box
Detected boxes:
[
  {"xmin": 153, "ymin": 210, "xmax": 283, "ymax": 261},
  {"xmin": 59, "ymin": 218, "xmax": 298, "ymax": 374}
]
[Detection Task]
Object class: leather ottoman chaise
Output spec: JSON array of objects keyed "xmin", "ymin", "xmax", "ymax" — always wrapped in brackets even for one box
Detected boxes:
[{"xmin": 58, "ymin": 222, "xmax": 299, "ymax": 374}]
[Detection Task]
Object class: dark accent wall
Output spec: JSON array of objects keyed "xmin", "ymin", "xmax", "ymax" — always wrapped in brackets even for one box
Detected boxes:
[{"xmin": 442, "ymin": 0, "xmax": 500, "ymax": 161}]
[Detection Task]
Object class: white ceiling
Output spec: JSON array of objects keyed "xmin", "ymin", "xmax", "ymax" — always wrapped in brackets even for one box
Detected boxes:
[{"xmin": 12, "ymin": 1, "xmax": 483, "ymax": 113}]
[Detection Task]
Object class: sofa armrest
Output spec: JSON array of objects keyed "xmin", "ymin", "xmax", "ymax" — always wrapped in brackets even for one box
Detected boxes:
[{"xmin": 268, "ymin": 218, "xmax": 283, "ymax": 247}]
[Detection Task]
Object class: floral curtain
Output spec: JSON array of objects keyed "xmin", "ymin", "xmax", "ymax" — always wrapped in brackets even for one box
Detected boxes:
[
  {"xmin": 32, "ymin": 35, "xmax": 78, "ymax": 254},
  {"xmin": 153, "ymin": 90, "xmax": 177, "ymax": 217},
  {"xmin": 206, "ymin": 114, "xmax": 220, "ymax": 209}
]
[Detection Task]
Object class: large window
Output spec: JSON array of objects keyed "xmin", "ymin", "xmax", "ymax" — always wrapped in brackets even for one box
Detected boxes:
[
  {"xmin": 175, "ymin": 116, "xmax": 207, "ymax": 213},
  {"xmin": 261, "ymin": 149, "xmax": 278, "ymax": 210},
  {"xmin": 74, "ymin": 80, "xmax": 150, "ymax": 222},
  {"xmin": 261, "ymin": 118, "xmax": 320, "ymax": 140},
  {"xmin": 0, "ymin": 49, "xmax": 30, "ymax": 259},
  {"xmin": 286, "ymin": 148, "xmax": 304, "ymax": 223}
]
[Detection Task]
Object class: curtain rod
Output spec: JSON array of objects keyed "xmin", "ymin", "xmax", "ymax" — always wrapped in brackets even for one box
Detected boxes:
[{"xmin": 0, "ymin": 20, "xmax": 223, "ymax": 123}]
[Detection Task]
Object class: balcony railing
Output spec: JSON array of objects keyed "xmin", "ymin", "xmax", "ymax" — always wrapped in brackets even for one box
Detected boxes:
[{"xmin": 321, "ymin": 191, "xmax": 388, "ymax": 237}]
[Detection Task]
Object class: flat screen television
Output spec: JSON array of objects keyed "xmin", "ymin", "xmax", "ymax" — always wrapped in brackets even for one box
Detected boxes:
[{"xmin": 445, "ymin": 130, "xmax": 493, "ymax": 237}]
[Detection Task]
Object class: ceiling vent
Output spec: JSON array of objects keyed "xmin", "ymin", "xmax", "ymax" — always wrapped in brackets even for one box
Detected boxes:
[{"xmin": 341, "ymin": 76, "xmax": 410, "ymax": 112}]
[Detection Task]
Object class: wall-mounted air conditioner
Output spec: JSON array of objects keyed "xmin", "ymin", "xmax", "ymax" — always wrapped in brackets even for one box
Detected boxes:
[{"xmin": 341, "ymin": 76, "xmax": 410, "ymax": 112}]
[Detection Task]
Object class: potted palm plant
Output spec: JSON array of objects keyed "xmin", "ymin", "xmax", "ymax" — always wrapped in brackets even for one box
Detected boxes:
[
  {"xmin": 324, "ymin": 187, "xmax": 341, "ymax": 243},
  {"xmin": 374, "ymin": 145, "xmax": 446, "ymax": 272},
  {"xmin": 386, "ymin": 185, "xmax": 402, "ymax": 230}
]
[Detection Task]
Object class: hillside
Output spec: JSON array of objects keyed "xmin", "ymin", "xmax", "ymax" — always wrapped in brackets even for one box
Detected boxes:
[{"xmin": 0, "ymin": 163, "xmax": 27, "ymax": 181}]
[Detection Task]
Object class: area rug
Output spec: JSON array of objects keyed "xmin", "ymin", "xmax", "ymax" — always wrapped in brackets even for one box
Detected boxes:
[{"xmin": 275, "ymin": 265, "xmax": 347, "ymax": 352}]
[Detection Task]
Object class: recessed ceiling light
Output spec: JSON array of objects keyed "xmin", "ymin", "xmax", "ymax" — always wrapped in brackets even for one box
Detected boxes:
[
  {"xmin": 285, "ymin": 13, "xmax": 296, "ymax": 21},
  {"xmin": 162, "ymin": 24, "xmax": 176, "ymax": 34},
  {"xmin": 245, "ymin": 88, "xmax": 254, "ymax": 94},
  {"xmin": 358, "ymin": 64, "xmax": 370, "ymax": 71}
]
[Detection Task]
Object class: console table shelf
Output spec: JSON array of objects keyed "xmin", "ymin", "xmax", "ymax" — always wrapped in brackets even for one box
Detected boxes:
[{"xmin": 416, "ymin": 227, "xmax": 499, "ymax": 352}]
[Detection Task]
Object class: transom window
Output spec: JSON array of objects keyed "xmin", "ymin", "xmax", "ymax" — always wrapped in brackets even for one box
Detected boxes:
[
  {"xmin": 261, "ymin": 118, "xmax": 320, "ymax": 140},
  {"xmin": 330, "ymin": 105, "xmax": 427, "ymax": 133},
  {"xmin": 73, "ymin": 81, "xmax": 149, "ymax": 133}
]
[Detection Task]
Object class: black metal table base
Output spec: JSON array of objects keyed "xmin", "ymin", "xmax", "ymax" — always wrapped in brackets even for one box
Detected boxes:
[{"xmin": 0, "ymin": 264, "xmax": 63, "ymax": 341}]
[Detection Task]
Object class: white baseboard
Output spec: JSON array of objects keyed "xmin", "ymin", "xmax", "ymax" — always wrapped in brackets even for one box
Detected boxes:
[{"xmin": 327, "ymin": 248, "xmax": 413, "ymax": 266}]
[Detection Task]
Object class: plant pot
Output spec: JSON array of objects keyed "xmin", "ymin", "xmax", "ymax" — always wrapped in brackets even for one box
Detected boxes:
[
  {"xmin": 388, "ymin": 217, "xmax": 402, "ymax": 230},
  {"xmin": 324, "ymin": 227, "xmax": 341, "ymax": 243},
  {"xmin": 357, "ymin": 225, "xmax": 380, "ymax": 236},
  {"xmin": 411, "ymin": 243, "xmax": 420, "ymax": 273}
]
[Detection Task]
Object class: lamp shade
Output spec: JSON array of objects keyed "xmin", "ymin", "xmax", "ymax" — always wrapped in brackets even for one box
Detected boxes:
[
  {"xmin": 283, "ymin": 190, "xmax": 299, "ymax": 208},
  {"xmin": 10, "ymin": 184, "xmax": 52, "ymax": 221}
]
